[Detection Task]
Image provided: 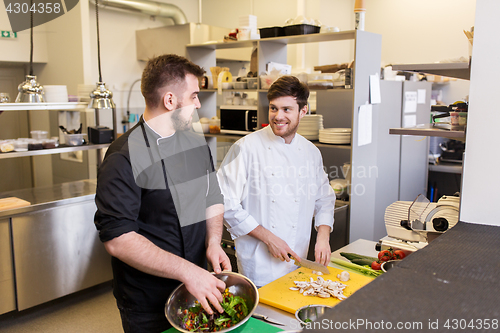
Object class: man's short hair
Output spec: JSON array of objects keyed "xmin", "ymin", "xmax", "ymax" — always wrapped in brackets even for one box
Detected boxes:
[
  {"xmin": 141, "ymin": 54, "xmax": 205, "ymax": 108},
  {"xmin": 267, "ymin": 75, "xmax": 309, "ymax": 110}
]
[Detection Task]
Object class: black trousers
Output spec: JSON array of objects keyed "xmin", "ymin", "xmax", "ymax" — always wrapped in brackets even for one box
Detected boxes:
[{"xmin": 118, "ymin": 304, "xmax": 172, "ymax": 333}]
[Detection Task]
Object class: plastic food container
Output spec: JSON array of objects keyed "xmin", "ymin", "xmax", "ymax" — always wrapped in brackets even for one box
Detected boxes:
[
  {"xmin": 259, "ymin": 26, "xmax": 285, "ymax": 38},
  {"xmin": 247, "ymin": 78, "xmax": 258, "ymax": 89},
  {"xmin": 42, "ymin": 139, "xmax": 59, "ymax": 149},
  {"xmin": 28, "ymin": 140, "xmax": 44, "ymax": 150},
  {"xmin": 13, "ymin": 139, "xmax": 30, "ymax": 152},
  {"xmin": 64, "ymin": 133, "xmax": 86, "ymax": 146},
  {"xmin": 209, "ymin": 119, "xmax": 221, "ymax": 134},
  {"xmin": 30, "ymin": 130, "xmax": 48, "ymax": 140},
  {"xmin": 284, "ymin": 24, "xmax": 320, "ymax": 36},
  {"xmin": 234, "ymin": 81, "xmax": 247, "ymax": 89}
]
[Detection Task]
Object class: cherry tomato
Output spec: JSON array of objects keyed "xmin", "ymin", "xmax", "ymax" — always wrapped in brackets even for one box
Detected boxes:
[
  {"xmin": 371, "ymin": 261, "xmax": 382, "ymax": 270},
  {"xmin": 378, "ymin": 250, "xmax": 392, "ymax": 262},
  {"xmin": 393, "ymin": 250, "xmax": 406, "ymax": 260}
]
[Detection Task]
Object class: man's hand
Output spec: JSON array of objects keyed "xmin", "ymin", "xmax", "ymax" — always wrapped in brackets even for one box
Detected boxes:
[
  {"xmin": 206, "ymin": 243, "xmax": 232, "ymax": 274},
  {"xmin": 183, "ymin": 267, "xmax": 226, "ymax": 315},
  {"xmin": 249, "ymin": 225, "xmax": 300, "ymax": 262},
  {"xmin": 315, "ymin": 225, "xmax": 332, "ymax": 266}
]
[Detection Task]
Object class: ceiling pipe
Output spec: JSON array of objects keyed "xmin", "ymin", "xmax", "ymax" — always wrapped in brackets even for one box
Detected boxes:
[{"xmin": 89, "ymin": 0, "xmax": 188, "ymax": 25}]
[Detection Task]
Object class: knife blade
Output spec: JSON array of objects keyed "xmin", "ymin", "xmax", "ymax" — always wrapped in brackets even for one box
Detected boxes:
[
  {"xmin": 252, "ymin": 313, "xmax": 286, "ymax": 326},
  {"xmin": 290, "ymin": 255, "xmax": 330, "ymax": 274}
]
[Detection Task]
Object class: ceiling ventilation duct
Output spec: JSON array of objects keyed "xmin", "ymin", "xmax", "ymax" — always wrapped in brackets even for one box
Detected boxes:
[{"xmin": 89, "ymin": 0, "xmax": 188, "ymax": 25}]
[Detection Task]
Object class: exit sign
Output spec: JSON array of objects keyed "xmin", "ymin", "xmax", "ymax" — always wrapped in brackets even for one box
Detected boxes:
[{"xmin": 1, "ymin": 31, "xmax": 17, "ymax": 39}]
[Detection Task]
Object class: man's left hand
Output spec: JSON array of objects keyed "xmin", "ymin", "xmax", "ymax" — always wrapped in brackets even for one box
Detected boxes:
[
  {"xmin": 206, "ymin": 244, "xmax": 232, "ymax": 274},
  {"xmin": 315, "ymin": 225, "xmax": 332, "ymax": 266}
]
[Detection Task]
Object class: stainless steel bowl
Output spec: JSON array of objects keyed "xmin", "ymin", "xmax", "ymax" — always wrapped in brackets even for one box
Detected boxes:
[
  {"xmin": 295, "ymin": 304, "xmax": 333, "ymax": 327},
  {"xmin": 165, "ymin": 272, "xmax": 259, "ymax": 333},
  {"xmin": 381, "ymin": 260, "xmax": 400, "ymax": 272}
]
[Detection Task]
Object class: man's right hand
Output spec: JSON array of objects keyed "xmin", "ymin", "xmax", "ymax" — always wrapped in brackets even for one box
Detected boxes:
[
  {"xmin": 183, "ymin": 268, "xmax": 226, "ymax": 315},
  {"xmin": 248, "ymin": 225, "xmax": 300, "ymax": 262}
]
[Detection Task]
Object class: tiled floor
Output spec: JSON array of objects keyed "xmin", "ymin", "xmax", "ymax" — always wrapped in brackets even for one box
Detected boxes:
[{"xmin": 0, "ymin": 282, "xmax": 123, "ymax": 333}]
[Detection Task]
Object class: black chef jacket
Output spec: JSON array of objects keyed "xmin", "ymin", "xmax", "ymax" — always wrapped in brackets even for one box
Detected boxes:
[{"xmin": 94, "ymin": 116, "xmax": 223, "ymax": 312}]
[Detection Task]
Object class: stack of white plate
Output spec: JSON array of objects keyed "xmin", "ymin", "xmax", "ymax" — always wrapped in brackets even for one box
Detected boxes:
[
  {"xmin": 77, "ymin": 84, "xmax": 96, "ymax": 103},
  {"xmin": 44, "ymin": 85, "xmax": 68, "ymax": 103},
  {"xmin": 297, "ymin": 114, "xmax": 323, "ymax": 140},
  {"xmin": 319, "ymin": 128, "xmax": 351, "ymax": 144}
]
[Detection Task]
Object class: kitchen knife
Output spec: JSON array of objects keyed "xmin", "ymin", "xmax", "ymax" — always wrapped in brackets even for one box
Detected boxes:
[
  {"xmin": 252, "ymin": 313, "xmax": 286, "ymax": 326},
  {"xmin": 290, "ymin": 255, "xmax": 330, "ymax": 274}
]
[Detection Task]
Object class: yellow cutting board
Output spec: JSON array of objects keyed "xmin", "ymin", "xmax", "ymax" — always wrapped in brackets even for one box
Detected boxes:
[
  {"xmin": 258, "ymin": 266, "xmax": 374, "ymax": 314},
  {"xmin": 0, "ymin": 197, "xmax": 31, "ymax": 211}
]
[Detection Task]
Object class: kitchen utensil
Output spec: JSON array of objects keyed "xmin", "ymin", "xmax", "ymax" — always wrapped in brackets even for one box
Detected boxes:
[
  {"xmin": 258, "ymin": 267, "xmax": 373, "ymax": 314},
  {"xmin": 295, "ymin": 304, "xmax": 332, "ymax": 327},
  {"xmin": 0, "ymin": 197, "xmax": 31, "ymax": 211},
  {"xmin": 165, "ymin": 272, "xmax": 259, "ymax": 333},
  {"xmin": 251, "ymin": 313, "xmax": 286, "ymax": 326},
  {"xmin": 289, "ymin": 255, "xmax": 329, "ymax": 274}
]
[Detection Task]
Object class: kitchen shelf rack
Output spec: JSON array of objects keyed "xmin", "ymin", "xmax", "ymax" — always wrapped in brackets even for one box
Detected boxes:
[
  {"xmin": 0, "ymin": 144, "xmax": 110, "ymax": 160},
  {"xmin": 187, "ymin": 29, "xmax": 383, "ymax": 244},
  {"xmin": 0, "ymin": 102, "xmax": 88, "ymax": 112},
  {"xmin": 428, "ymin": 162, "xmax": 463, "ymax": 174},
  {"xmin": 391, "ymin": 62, "xmax": 470, "ymax": 80},
  {"xmin": 389, "ymin": 124, "xmax": 465, "ymax": 140}
]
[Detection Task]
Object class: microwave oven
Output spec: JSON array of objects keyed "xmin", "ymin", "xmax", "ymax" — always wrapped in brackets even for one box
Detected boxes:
[{"xmin": 220, "ymin": 105, "xmax": 258, "ymax": 135}]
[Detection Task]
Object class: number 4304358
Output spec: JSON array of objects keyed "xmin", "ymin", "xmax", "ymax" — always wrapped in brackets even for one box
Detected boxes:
[{"xmin": 5, "ymin": 2, "xmax": 62, "ymax": 14}]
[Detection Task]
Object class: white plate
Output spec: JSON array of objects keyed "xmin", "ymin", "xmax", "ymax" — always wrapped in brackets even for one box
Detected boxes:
[{"xmin": 320, "ymin": 128, "xmax": 351, "ymax": 133}]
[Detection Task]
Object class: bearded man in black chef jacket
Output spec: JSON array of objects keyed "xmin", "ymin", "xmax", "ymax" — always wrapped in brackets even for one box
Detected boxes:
[{"xmin": 94, "ymin": 54, "xmax": 231, "ymax": 333}]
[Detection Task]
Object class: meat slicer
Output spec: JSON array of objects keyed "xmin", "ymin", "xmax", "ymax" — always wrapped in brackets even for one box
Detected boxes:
[{"xmin": 380, "ymin": 194, "xmax": 460, "ymax": 252}]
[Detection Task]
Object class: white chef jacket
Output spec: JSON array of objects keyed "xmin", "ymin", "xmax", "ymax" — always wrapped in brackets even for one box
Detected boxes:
[{"xmin": 217, "ymin": 126, "xmax": 336, "ymax": 286}]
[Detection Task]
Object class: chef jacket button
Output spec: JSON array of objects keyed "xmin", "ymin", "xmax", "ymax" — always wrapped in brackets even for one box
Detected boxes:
[
  {"xmin": 271, "ymin": 173, "xmax": 274, "ymax": 176},
  {"xmin": 272, "ymin": 199, "xmax": 275, "ymax": 203},
  {"xmin": 292, "ymin": 225, "xmax": 296, "ymax": 228},
  {"xmin": 272, "ymin": 225, "xmax": 275, "ymax": 228},
  {"xmin": 295, "ymin": 199, "xmax": 298, "ymax": 202}
]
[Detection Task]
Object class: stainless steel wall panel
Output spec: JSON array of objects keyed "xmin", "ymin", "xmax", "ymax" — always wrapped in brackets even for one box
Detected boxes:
[
  {"xmin": 11, "ymin": 200, "xmax": 112, "ymax": 310},
  {"xmin": 0, "ymin": 218, "xmax": 16, "ymax": 314}
]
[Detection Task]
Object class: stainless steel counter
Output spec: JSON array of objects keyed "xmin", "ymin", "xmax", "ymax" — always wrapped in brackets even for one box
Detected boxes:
[
  {"xmin": 0, "ymin": 179, "xmax": 97, "ymax": 218},
  {"xmin": 0, "ymin": 179, "xmax": 112, "ymax": 312}
]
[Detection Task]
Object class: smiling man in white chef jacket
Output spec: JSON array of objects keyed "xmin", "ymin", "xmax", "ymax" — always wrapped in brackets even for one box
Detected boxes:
[{"xmin": 217, "ymin": 75, "xmax": 336, "ymax": 287}]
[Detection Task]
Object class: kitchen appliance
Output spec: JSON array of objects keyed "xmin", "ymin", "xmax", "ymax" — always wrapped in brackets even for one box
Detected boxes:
[
  {"xmin": 220, "ymin": 105, "xmax": 258, "ymax": 135},
  {"xmin": 381, "ymin": 194, "xmax": 460, "ymax": 252},
  {"xmin": 258, "ymin": 267, "xmax": 373, "ymax": 314},
  {"xmin": 88, "ymin": 126, "xmax": 114, "ymax": 144}
]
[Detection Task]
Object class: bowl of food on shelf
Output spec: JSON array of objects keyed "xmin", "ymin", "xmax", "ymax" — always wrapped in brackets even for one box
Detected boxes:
[{"xmin": 165, "ymin": 272, "xmax": 259, "ymax": 333}]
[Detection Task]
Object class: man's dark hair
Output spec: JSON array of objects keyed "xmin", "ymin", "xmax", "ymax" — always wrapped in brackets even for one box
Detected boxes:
[
  {"xmin": 141, "ymin": 54, "xmax": 205, "ymax": 108},
  {"xmin": 267, "ymin": 75, "xmax": 309, "ymax": 110}
]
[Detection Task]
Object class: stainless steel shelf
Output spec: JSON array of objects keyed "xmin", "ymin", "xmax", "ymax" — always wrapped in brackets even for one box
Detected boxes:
[
  {"xmin": 391, "ymin": 62, "xmax": 470, "ymax": 80},
  {"xmin": 0, "ymin": 144, "xmax": 110, "ymax": 159},
  {"xmin": 0, "ymin": 102, "xmax": 88, "ymax": 112},
  {"xmin": 428, "ymin": 162, "xmax": 463, "ymax": 174},
  {"xmin": 389, "ymin": 124, "xmax": 465, "ymax": 140},
  {"xmin": 187, "ymin": 31, "xmax": 356, "ymax": 50}
]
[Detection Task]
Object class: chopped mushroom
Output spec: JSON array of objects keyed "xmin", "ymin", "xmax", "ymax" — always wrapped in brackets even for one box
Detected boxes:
[
  {"xmin": 337, "ymin": 271, "xmax": 351, "ymax": 282},
  {"xmin": 290, "ymin": 276, "xmax": 348, "ymax": 300}
]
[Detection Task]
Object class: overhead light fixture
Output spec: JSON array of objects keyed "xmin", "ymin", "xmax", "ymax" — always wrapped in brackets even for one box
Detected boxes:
[
  {"xmin": 89, "ymin": 0, "xmax": 117, "ymax": 144},
  {"xmin": 16, "ymin": 0, "xmax": 44, "ymax": 103}
]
